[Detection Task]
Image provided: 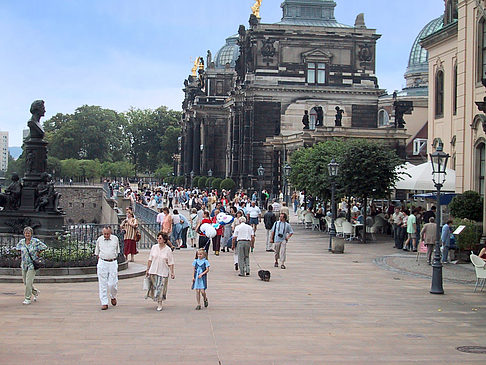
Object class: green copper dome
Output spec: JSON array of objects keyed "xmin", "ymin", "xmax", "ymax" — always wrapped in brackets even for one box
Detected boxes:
[
  {"xmin": 214, "ymin": 34, "xmax": 239, "ymax": 69},
  {"xmin": 406, "ymin": 16, "xmax": 444, "ymax": 76},
  {"xmin": 277, "ymin": 0, "xmax": 350, "ymax": 27}
]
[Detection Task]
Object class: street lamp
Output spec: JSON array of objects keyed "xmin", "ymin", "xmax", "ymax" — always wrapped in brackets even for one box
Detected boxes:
[
  {"xmin": 328, "ymin": 159, "xmax": 339, "ymax": 252},
  {"xmin": 284, "ymin": 163, "xmax": 291, "ymax": 206},
  {"xmin": 257, "ymin": 164, "xmax": 265, "ymax": 207},
  {"xmin": 190, "ymin": 170, "xmax": 194, "ymax": 188},
  {"xmin": 429, "ymin": 142, "xmax": 450, "ymax": 295},
  {"xmin": 208, "ymin": 169, "xmax": 213, "ymax": 177}
]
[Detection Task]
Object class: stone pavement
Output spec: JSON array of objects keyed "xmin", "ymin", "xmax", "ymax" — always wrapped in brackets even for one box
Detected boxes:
[{"xmin": 1, "ymin": 215, "xmax": 486, "ymax": 364}]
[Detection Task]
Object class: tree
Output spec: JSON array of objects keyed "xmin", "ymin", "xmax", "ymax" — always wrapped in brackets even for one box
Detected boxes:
[
  {"xmin": 192, "ymin": 176, "xmax": 201, "ymax": 188},
  {"xmin": 206, "ymin": 177, "xmax": 214, "ymax": 189},
  {"xmin": 176, "ymin": 176, "xmax": 185, "ymax": 187},
  {"xmin": 154, "ymin": 165, "xmax": 173, "ymax": 180},
  {"xmin": 220, "ymin": 178, "xmax": 236, "ymax": 191},
  {"xmin": 211, "ymin": 178, "xmax": 223, "ymax": 190},
  {"xmin": 449, "ymin": 191, "xmax": 483, "ymax": 222},
  {"xmin": 198, "ymin": 176, "xmax": 207, "ymax": 189}
]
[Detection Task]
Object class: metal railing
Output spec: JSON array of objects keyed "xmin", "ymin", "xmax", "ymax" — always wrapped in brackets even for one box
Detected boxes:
[
  {"xmin": 0, "ymin": 222, "xmax": 160, "ymax": 268},
  {"xmin": 135, "ymin": 202, "xmax": 158, "ymax": 224}
]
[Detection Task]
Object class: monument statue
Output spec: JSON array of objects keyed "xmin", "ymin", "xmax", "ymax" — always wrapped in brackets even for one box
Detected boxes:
[
  {"xmin": 27, "ymin": 100, "xmax": 46, "ymax": 140},
  {"xmin": 251, "ymin": 0, "xmax": 262, "ymax": 18},
  {"xmin": 0, "ymin": 174, "xmax": 22, "ymax": 210},
  {"xmin": 302, "ymin": 110, "xmax": 310, "ymax": 130},
  {"xmin": 335, "ymin": 106, "xmax": 344, "ymax": 127}
]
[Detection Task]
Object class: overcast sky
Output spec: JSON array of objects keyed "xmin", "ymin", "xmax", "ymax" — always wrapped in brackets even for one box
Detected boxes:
[{"xmin": 0, "ymin": 0, "xmax": 443, "ymax": 146}]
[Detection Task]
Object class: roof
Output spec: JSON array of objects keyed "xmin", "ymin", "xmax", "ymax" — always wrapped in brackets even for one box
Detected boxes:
[
  {"xmin": 276, "ymin": 0, "xmax": 351, "ymax": 28},
  {"xmin": 214, "ymin": 34, "xmax": 239, "ymax": 69},
  {"xmin": 406, "ymin": 16, "xmax": 444, "ymax": 76}
]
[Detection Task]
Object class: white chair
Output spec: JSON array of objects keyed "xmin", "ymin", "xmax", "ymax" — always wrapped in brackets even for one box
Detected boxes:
[
  {"xmin": 325, "ymin": 216, "xmax": 332, "ymax": 233},
  {"xmin": 470, "ymin": 254, "xmax": 486, "ymax": 292},
  {"xmin": 335, "ymin": 218, "xmax": 344, "ymax": 237},
  {"xmin": 304, "ymin": 211, "xmax": 313, "ymax": 229},
  {"xmin": 342, "ymin": 221, "xmax": 353, "ymax": 240},
  {"xmin": 311, "ymin": 216, "xmax": 320, "ymax": 231}
]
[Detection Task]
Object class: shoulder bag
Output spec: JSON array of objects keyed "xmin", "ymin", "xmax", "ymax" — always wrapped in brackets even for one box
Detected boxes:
[{"xmin": 25, "ymin": 244, "xmax": 44, "ymax": 270}]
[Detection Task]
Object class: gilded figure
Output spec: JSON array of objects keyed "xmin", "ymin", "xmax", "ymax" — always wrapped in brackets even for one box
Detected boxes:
[{"xmin": 251, "ymin": 0, "xmax": 262, "ymax": 18}]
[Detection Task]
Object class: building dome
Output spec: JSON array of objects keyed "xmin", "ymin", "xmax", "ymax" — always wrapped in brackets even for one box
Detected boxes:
[
  {"xmin": 406, "ymin": 16, "xmax": 444, "ymax": 77},
  {"xmin": 277, "ymin": 0, "xmax": 350, "ymax": 27},
  {"xmin": 214, "ymin": 34, "xmax": 239, "ymax": 68}
]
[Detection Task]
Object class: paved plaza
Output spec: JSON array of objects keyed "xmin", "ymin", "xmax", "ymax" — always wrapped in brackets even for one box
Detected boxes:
[{"xmin": 1, "ymin": 216, "xmax": 486, "ymax": 364}]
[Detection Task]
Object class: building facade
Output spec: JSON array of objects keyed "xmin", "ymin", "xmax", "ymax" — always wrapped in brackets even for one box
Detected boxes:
[
  {"xmin": 0, "ymin": 131, "xmax": 8, "ymax": 172},
  {"xmin": 181, "ymin": 0, "xmax": 409, "ymax": 193}
]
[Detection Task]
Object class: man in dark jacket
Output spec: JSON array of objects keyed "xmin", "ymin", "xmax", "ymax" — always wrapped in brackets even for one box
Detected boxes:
[{"xmin": 264, "ymin": 205, "xmax": 277, "ymax": 252}]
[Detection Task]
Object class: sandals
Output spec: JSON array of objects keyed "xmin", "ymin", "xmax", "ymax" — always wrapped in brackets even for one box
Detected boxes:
[
  {"xmin": 195, "ymin": 305, "xmax": 201, "ymax": 310},
  {"xmin": 204, "ymin": 298, "xmax": 209, "ymax": 308}
]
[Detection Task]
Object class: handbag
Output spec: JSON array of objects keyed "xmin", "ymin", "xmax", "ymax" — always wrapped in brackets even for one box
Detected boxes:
[
  {"xmin": 25, "ymin": 244, "xmax": 44, "ymax": 270},
  {"xmin": 135, "ymin": 230, "xmax": 142, "ymax": 242},
  {"xmin": 143, "ymin": 276, "xmax": 150, "ymax": 291}
]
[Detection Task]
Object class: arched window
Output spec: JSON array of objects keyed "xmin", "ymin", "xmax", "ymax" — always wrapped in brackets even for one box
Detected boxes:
[
  {"xmin": 453, "ymin": 64, "xmax": 457, "ymax": 115},
  {"xmin": 477, "ymin": 142, "xmax": 485, "ymax": 196},
  {"xmin": 435, "ymin": 70, "xmax": 444, "ymax": 118},
  {"xmin": 478, "ymin": 18, "xmax": 486, "ymax": 82},
  {"xmin": 378, "ymin": 109, "xmax": 389, "ymax": 127}
]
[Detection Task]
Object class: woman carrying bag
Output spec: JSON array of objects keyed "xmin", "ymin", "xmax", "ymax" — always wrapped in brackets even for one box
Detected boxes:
[{"xmin": 15, "ymin": 226, "xmax": 47, "ymax": 305}]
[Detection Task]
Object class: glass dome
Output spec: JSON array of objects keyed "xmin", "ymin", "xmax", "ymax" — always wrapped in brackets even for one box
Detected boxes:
[
  {"xmin": 406, "ymin": 16, "xmax": 444, "ymax": 76},
  {"xmin": 214, "ymin": 34, "xmax": 239, "ymax": 69}
]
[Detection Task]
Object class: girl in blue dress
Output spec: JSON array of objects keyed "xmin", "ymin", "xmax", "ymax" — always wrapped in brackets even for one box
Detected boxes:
[{"xmin": 192, "ymin": 249, "xmax": 210, "ymax": 310}]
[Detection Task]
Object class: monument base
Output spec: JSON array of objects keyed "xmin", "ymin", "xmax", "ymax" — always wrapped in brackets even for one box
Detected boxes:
[{"xmin": 0, "ymin": 210, "xmax": 65, "ymax": 236}]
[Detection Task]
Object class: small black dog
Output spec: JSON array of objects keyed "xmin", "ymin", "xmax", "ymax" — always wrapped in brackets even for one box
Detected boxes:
[{"xmin": 258, "ymin": 270, "xmax": 271, "ymax": 282}]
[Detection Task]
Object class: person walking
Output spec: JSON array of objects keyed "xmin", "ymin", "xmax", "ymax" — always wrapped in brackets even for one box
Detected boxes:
[
  {"xmin": 145, "ymin": 232, "xmax": 175, "ymax": 311},
  {"xmin": 246, "ymin": 201, "xmax": 262, "ymax": 236},
  {"xmin": 390, "ymin": 207, "xmax": 404, "ymax": 249},
  {"xmin": 188, "ymin": 208, "xmax": 199, "ymax": 248},
  {"xmin": 95, "ymin": 226, "xmax": 120, "ymax": 310},
  {"xmin": 420, "ymin": 217, "xmax": 437, "ymax": 265},
  {"xmin": 441, "ymin": 220, "xmax": 453, "ymax": 263},
  {"xmin": 171, "ymin": 209, "xmax": 182, "ymax": 248},
  {"xmin": 179, "ymin": 212, "xmax": 190, "ymax": 249},
  {"xmin": 270, "ymin": 213, "xmax": 294, "ymax": 269},
  {"xmin": 192, "ymin": 249, "xmax": 210, "ymax": 310},
  {"xmin": 232, "ymin": 217, "xmax": 255, "ymax": 276},
  {"xmin": 15, "ymin": 226, "xmax": 47, "ymax": 305},
  {"xmin": 404, "ymin": 209, "xmax": 417, "ymax": 252},
  {"xmin": 263, "ymin": 205, "xmax": 277, "ymax": 252},
  {"xmin": 121, "ymin": 208, "xmax": 139, "ymax": 262},
  {"xmin": 211, "ymin": 209, "xmax": 223, "ymax": 256},
  {"xmin": 196, "ymin": 211, "xmax": 212, "ymax": 252},
  {"xmin": 231, "ymin": 211, "xmax": 244, "ymax": 271}
]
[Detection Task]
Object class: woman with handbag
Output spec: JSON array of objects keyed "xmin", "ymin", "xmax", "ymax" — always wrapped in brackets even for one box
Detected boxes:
[
  {"xmin": 145, "ymin": 232, "xmax": 175, "ymax": 311},
  {"xmin": 121, "ymin": 207, "xmax": 139, "ymax": 262},
  {"xmin": 15, "ymin": 226, "xmax": 47, "ymax": 305}
]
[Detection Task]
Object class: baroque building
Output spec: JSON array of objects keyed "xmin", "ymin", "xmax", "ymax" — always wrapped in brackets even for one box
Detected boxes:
[
  {"xmin": 422, "ymin": 0, "xmax": 486, "ymax": 233},
  {"xmin": 181, "ymin": 0, "xmax": 408, "ymax": 193}
]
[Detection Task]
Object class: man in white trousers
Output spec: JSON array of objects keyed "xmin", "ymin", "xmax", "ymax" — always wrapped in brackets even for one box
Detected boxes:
[{"xmin": 95, "ymin": 226, "xmax": 120, "ymax": 310}]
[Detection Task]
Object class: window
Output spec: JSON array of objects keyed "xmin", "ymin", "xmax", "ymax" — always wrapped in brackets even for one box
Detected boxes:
[
  {"xmin": 413, "ymin": 139, "xmax": 427, "ymax": 156},
  {"xmin": 307, "ymin": 62, "xmax": 326, "ymax": 84},
  {"xmin": 453, "ymin": 64, "xmax": 457, "ymax": 115},
  {"xmin": 435, "ymin": 70, "xmax": 444, "ymax": 117},
  {"xmin": 477, "ymin": 143, "xmax": 485, "ymax": 196},
  {"xmin": 478, "ymin": 18, "xmax": 486, "ymax": 82},
  {"xmin": 378, "ymin": 109, "xmax": 389, "ymax": 127}
]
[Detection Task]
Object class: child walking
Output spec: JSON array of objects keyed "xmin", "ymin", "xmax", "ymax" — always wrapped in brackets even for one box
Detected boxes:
[{"xmin": 192, "ymin": 249, "xmax": 210, "ymax": 310}]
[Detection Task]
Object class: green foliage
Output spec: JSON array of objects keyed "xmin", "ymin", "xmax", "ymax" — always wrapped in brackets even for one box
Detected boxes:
[
  {"xmin": 289, "ymin": 139, "xmax": 402, "ymax": 200},
  {"xmin": 5, "ymin": 153, "xmax": 25, "ymax": 180},
  {"xmin": 47, "ymin": 156, "xmax": 62, "ymax": 177},
  {"xmin": 206, "ymin": 177, "xmax": 214, "ymax": 189},
  {"xmin": 211, "ymin": 178, "xmax": 223, "ymax": 190},
  {"xmin": 44, "ymin": 106, "xmax": 126, "ymax": 161},
  {"xmin": 198, "ymin": 176, "xmax": 207, "ymax": 189},
  {"xmin": 453, "ymin": 218, "xmax": 483, "ymax": 250},
  {"xmin": 61, "ymin": 159, "xmax": 134, "ymax": 179},
  {"xmin": 176, "ymin": 176, "xmax": 185, "ymax": 187},
  {"xmin": 154, "ymin": 165, "xmax": 173, "ymax": 180},
  {"xmin": 220, "ymin": 178, "xmax": 236, "ymax": 191},
  {"xmin": 192, "ymin": 176, "xmax": 201, "ymax": 187},
  {"xmin": 449, "ymin": 190, "xmax": 483, "ymax": 222},
  {"xmin": 165, "ymin": 176, "xmax": 174, "ymax": 184}
]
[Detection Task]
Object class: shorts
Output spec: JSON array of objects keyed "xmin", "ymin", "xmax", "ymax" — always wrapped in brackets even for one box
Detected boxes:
[
  {"xmin": 408, "ymin": 233, "xmax": 416, "ymax": 240},
  {"xmin": 249, "ymin": 217, "xmax": 259, "ymax": 226}
]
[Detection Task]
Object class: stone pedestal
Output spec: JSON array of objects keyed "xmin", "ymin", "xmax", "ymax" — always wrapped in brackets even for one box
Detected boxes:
[{"xmin": 0, "ymin": 211, "xmax": 64, "ymax": 236}]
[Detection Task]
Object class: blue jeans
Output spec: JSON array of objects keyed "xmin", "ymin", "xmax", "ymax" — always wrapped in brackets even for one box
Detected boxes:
[
  {"xmin": 442, "ymin": 244, "xmax": 450, "ymax": 263},
  {"xmin": 393, "ymin": 224, "xmax": 402, "ymax": 248}
]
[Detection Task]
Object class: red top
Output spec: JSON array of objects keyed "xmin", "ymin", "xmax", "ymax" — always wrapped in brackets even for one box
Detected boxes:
[
  {"xmin": 199, "ymin": 218, "xmax": 212, "ymax": 236},
  {"xmin": 211, "ymin": 217, "xmax": 224, "ymax": 236},
  {"xmin": 480, "ymin": 252, "xmax": 486, "ymax": 260}
]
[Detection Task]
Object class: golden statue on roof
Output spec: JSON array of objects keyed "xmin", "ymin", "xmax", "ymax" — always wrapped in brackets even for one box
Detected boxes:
[{"xmin": 251, "ymin": 0, "xmax": 262, "ymax": 19}]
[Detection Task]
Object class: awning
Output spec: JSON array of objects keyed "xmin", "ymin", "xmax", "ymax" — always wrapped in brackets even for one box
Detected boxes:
[{"xmin": 413, "ymin": 193, "xmax": 457, "ymax": 205}]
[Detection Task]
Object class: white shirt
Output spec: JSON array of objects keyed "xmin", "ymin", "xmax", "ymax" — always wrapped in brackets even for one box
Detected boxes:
[
  {"xmin": 95, "ymin": 234, "xmax": 120, "ymax": 260},
  {"xmin": 148, "ymin": 244, "xmax": 174, "ymax": 277},
  {"xmin": 272, "ymin": 202, "xmax": 281, "ymax": 212},
  {"xmin": 234, "ymin": 223, "xmax": 254, "ymax": 241},
  {"xmin": 246, "ymin": 206, "xmax": 261, "ymax": 218},
  {"xmin": 156, "ymin": 212, "xmax": 165, "ymax": 225}
]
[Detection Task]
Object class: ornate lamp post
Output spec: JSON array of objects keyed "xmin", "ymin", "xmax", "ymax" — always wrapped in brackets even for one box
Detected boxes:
[
  {"xmin": 328, "ymin": 159, "xmax": 339, "ymax": 252},
  {"xmin": 257, "ymin": 164, "xmax": 265, "ymax": 208},
  {"xmin": 208, "ymin": 169, "xmax": 213, "ymax": 177},
  {"xmin": 430, "ymin": 142, "xmax": 450, "ymax": 294},
  {"xmin": 284, "ymin": 163, "xmax": 291, "ymax": 206}
]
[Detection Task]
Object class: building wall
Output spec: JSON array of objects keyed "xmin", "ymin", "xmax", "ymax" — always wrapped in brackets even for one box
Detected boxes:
[
  {"xmin": 0, "ymin": 132, "xmax": 8, "ymax": 172},
  {"xmin": 425, "ymin": 0, "xmax": 486, "ymax": 195},
  {"xmin": 57, "ymin": 186, "xmax": 104, "ymax": 224}
]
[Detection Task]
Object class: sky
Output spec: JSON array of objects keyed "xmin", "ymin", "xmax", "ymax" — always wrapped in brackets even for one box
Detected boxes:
[{"xmin": 0, "ymin": 0, "xmax": 443, "ymax": 146}]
